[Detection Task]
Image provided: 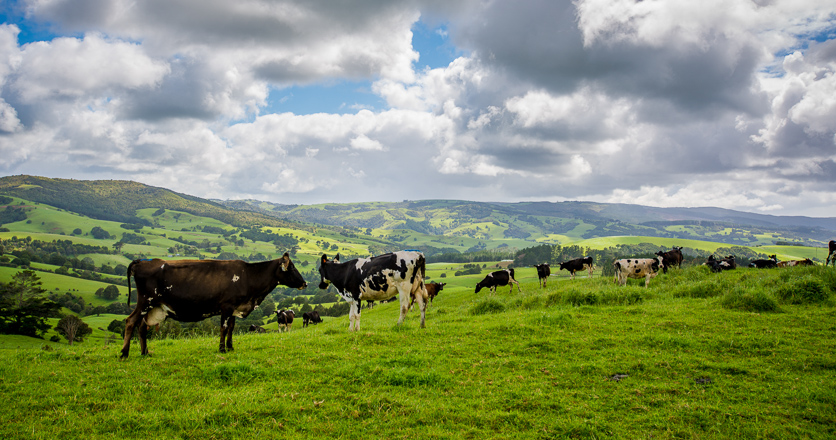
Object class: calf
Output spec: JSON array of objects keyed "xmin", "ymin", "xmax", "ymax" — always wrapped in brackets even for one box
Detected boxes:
[
  {"xmin": 533, "ymin": 263, "xmax": 551, "ymax": 288},
  {"xmin": 613, "ymin": 257, "xmax": 662, "ymax": 287},
  {"xmin": 275, "ymin": 309, "xmax": 295, "ymax": 332},
  {"xmin": 656, "ymin": 247, "xmax": 683, "ymax": 273},
  {"xmin": 558, "ymin": 257, "xmax": 595, "ymax": 279},
  {"xmin": 409, "ymin": 281, "xmax": 446, "ymax": 309},
  {"xmin": 302, "ymin": 310, "xmax": 322, "ymax": 327},
  {"xmin": 248, "ymin": 324, "xmax": 266, "ymax": 333},
  {"xmin": 475, "ymin": 269, "xmax": 521, "ymax": 295},
  {"xmin": 318, "ymin": 251, "xmax": 428, "ymax": 331},
  {"xmin": 121, "ymin": 253, "xmax": 306, "ymax": 357},
  {"xmin": 827, "ymin": 240, "xmax": 836, "ymax": 267},
  {"xmin": 749, "ymin": 255, "xmax": 778, "ymax": 269}
]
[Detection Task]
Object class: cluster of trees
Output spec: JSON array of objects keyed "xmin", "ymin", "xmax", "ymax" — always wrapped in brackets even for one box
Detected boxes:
[
  {"xmin": 454, "ymin": 264, "xmax": 484, "ymax": 276},
  {"xmin": 0, "ymin": 270, "xmax": 61, "ymax": 338}
]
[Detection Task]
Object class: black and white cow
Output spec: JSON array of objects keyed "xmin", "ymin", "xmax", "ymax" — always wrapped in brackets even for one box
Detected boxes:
[
  {"xmin": 749, "ymin": 255, "xmax": 778, "ymax": 269},
  {"xmin": 475, "ymin": 269, "xmax": 521, "ymax": 295},
  {"xmin": 248, "ymin": 324, "xmax": 266, "ymax": 333},
  {"xmin": 613, "ymin": 257, "xmax": 662, "ymax": 287},
  {"xmin": 706, "ymin": 255, "xmax": 737, "ymax": 273},
  {"xmin": 826, "ymin": 240, "xmax": 836, "ymax": 267},
  {"xmin": 275, "ymin": 309, "xmax": 295, "ymax": 332},
  {"xmin": 656, "ymin": 247, "xmax": 683, "ymax": 273},
  {"xmin": 533, "ymin": 263, "xmax": 551, "ymax": 288},
  {"xmin": 559, "ymin": 257, "xmax": 595, "ymax": 279},
  {"xmin": 122, "ymin": 253, "xmax": 307, "ymax": 357},
  {"xmin": 302, "ymin": 310, "xmax": 322, "ymax": 327},
  {"xmin": 318, "ymin": 251, "xmax": 428, "ymax": 331}
]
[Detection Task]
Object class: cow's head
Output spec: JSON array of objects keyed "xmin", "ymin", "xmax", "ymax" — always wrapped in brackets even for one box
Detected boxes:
[
  {"xmin": 277, "ymin": 253, "xmax": 307, "ymax": 289},
  {"xmin": 318, "ymin": 254, "xmax": 334, "ymax": 290}
]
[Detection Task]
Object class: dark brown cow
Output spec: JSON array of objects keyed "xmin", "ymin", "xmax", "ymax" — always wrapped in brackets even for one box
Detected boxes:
[
  {"xmin": 533, "ymin": 264, "xmax": 550, "ymax": 287},
  {"xmin": 827, "ymin": 240, "xmax": 836, "ymax": 267},
  {"xmin": 656, "ymin": 247, "xmax": 683, "ymax": 273},
  {"xmin": 121, "ymin": 253, "xmax": 306, "ymax": 358},
  {"xmin": 409, "ymin": 281, "xmax": 446, "ymax": 309},
  {"xmin": 559, "ymin": 257, "xmax": 594, "ymax": 279},
  {"xmin": 302, "ymin": 310, "xmax": 322, "ymax": 327},
  {"xmin": 749, "ymin": 255, "xmax": 778, "ymax": 269}
]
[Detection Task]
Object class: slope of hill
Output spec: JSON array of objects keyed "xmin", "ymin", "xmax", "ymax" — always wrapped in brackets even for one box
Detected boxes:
[
  {"xmin": 0, "ymin": 175, "xmax": 305, "ymax": 230},
  {"xmin": 224, "ymin": 198, "xmax": 836, "ymax": 248}
]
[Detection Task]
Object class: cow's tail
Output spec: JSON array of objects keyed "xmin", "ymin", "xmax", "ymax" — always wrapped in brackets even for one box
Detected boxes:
[
  {"xmin": 126, "ymin": 260, "xmax": 138, "ymax": 307},
  {"xmin": 411, "ymin": 254, "xmax": 427, "ymax": 297}
]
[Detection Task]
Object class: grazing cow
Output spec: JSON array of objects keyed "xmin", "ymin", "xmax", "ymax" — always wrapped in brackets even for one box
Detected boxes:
[
  {"xmin": 409, "ymin": 281, "xmax": 446, "ymax": 309},
  {"xmin": 558, "ymin": 257, "xmax": 595, "ymax": 279},
  {"xmin": 827, "ymin": 240, "xmax": 836, "ymax": 267},
  {"xmin": 613, "ymin": 257, "xmax": 662, "ymax": 287},
  {"xmin": 475, "ymin": 269, "xmax": 521, "ymax": 295},
  {"xmin": 318, "ymin": 251, "xmax": 428, "ymax": 331},
  {"xmin": 533, "ymin": 264, "xmax": 551, "ymax": 288},
  {"xmin": 276, "ymin": 309, "xmax": 295, "ymax": 332},
  {"xmin": 777, "ymin": 258, "xmax": 815, "ymax": 268},
  {"xmin": 706, "ymin": 255, "xmax": 737, "ymax": 273},
  {"xmin": 121, "ymin": 253, "xmax": 307, "ymax": 358},
  {"xmin": 302, "ymin": 310, "xmax": 322, "ymax": 327},
  {"xmin": 656, "ymin": 247, "xmax": 684, "ymax": 273},
  {"xmin": 248, "ymin": 324, "xmax": 266, "ymax": 333},
  {"xmin": 749, "ymin": 255, "xmax": 778, "ymax": 269}
]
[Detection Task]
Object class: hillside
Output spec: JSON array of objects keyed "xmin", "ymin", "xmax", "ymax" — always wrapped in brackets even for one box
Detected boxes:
[
  {"xmin": 223, "ymin": 198, "xmax": 836, "ymax": 249},
  {"xmin": 0, "ymin": 175, "xmax": 305, "ymax": 230}
]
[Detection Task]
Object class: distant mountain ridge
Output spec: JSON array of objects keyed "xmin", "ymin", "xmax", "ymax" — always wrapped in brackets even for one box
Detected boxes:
[{"xmin": 1, "ymin": 175, "xmax": 832, "ymax": 249}]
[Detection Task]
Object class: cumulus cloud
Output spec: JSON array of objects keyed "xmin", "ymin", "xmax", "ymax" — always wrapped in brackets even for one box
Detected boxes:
[{"xmin": 0, "ymin": 0, "xmax": 834, "ymax": 216}]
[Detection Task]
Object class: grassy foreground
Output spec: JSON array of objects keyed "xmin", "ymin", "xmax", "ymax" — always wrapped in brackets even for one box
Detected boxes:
[{"xmin": 1, "ymin": 265, "xmax": 835, "ymax": 439}]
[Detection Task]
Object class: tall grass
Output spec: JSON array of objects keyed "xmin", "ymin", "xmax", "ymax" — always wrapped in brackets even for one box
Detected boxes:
[{"xmin": 1, "ymin": 265, "xmax": 835, "ymax": 439}]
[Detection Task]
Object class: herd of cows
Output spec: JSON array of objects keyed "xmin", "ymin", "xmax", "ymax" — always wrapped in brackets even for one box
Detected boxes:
[{"xmin": 118, "ymin": 240, "xmax": 836, "ymax": 358}]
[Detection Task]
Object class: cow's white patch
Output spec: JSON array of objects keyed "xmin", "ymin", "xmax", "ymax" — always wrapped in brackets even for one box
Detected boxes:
[
  {"xmin": 355, "ymin": 258, "xmax": 371, "ymax": 271},
  {"xmin": 232, "ymin": 274, "xmax": 240, "ymax": 282},
  {"xmin": 160, "ymin": 264, "xmax": 165, "ymax": 269},
  {"xmin": 166, "ymin": 285, "xmax": 173, "ymax": 290},
  {"xmin": 144, "ymin": 304, "xmax": 173, "ymax": 326}
]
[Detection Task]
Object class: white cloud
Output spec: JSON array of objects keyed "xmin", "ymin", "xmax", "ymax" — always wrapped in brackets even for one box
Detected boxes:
[{"xmin": 0, "ymin": 0, "xmax": 834, "ymax": 216}]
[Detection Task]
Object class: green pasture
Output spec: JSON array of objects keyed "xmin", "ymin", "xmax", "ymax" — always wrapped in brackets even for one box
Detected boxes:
[
  {"xmin": 0, "ymin": 266, "xmax": 123, "ymax": 307},
  {"xmin": 1, "ymin": 264, "xmax": 835, "ymax": 439}
]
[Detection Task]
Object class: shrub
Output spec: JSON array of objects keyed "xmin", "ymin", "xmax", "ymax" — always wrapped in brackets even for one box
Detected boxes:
[
  {"xmin": 720, "ymin": 287, "xmax": 779, "ymax": 312},
  {"xmin": 469, "ymin": 299, "xmax": 506, "ymax": 315},
  {"xmin": 775, "ymin": 276, "xmax": 830, "ymax": 304}
]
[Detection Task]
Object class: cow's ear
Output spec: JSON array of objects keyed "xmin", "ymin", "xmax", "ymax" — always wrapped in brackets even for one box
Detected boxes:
[
  {"xmin": 281, "ymin": 254, "xmax": 290, "ymax": 271},
  {"xmin": 320, "ymin": 254, "xmax": 328, "ymax": 263},
  {"xmin": 335, "ymin": 253, "xmax": 341, "ymax": 262}
]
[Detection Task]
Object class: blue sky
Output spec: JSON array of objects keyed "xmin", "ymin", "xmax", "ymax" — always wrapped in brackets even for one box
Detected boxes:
[{"xmin": 1, "ymin": 0, "xmax": 835, "ymax": 217}]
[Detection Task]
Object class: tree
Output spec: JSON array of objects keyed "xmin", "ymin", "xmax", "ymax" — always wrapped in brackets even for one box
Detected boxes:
[
  {"xmin": 55, "ymin": 315, "xmax": 92, "ymax": 345},
  {"xmin": 90, "ymin": 226, "xmax": 111, "ymax": 239},
  {"xmin": 0, "ymin": 270, "xmax": 61, "ymax": 337}
]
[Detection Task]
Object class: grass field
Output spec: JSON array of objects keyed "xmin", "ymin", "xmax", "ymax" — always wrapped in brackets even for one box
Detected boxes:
[{"xmin": 1, "ymin": 264, "xmax": 834, "ymax": 439}]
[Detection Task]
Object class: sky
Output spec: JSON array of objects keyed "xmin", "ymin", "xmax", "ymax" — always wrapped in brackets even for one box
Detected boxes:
[{"xmin": 0, "ymin": 0, "xmax": 835, "ymax": 218}]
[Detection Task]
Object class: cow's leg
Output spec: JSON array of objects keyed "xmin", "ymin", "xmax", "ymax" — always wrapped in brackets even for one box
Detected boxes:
[
  {"xmin": 219, "ymin": 313, "xmax": 232, "ymax": 353},
  {"xmin": 120, "ymin": 307, "xmax": 144, "ymax": 358},
  {"xmin": 138, "ymin": 320, "xmax": 150, "ymax": 355},
  {"xmin": 398, "ymin": 290, "xmax": 409, "ymax": 325},
  {"xmin": 511, "ymin": 279, "xmax": 521, "ymax": 293},
  {"xmin": 226, "ymin": 317, "xmax": 235, "ymax": 351},
  {"xmin": 348, "ymin": 301, "xmax": 360, "ymax": 331}
]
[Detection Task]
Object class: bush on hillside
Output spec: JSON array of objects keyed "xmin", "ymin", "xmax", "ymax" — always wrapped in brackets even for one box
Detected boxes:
[
  {"xmin": 470, "ymin": 299, "xmax": 506, "ymax": 315},
  {"xmin": 720, "ymin": 287, "xmax": 779, "ymax": 312},
  {"xmin": 774, "ymin": 277, "xmax": 830, "ymax": 304}
]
